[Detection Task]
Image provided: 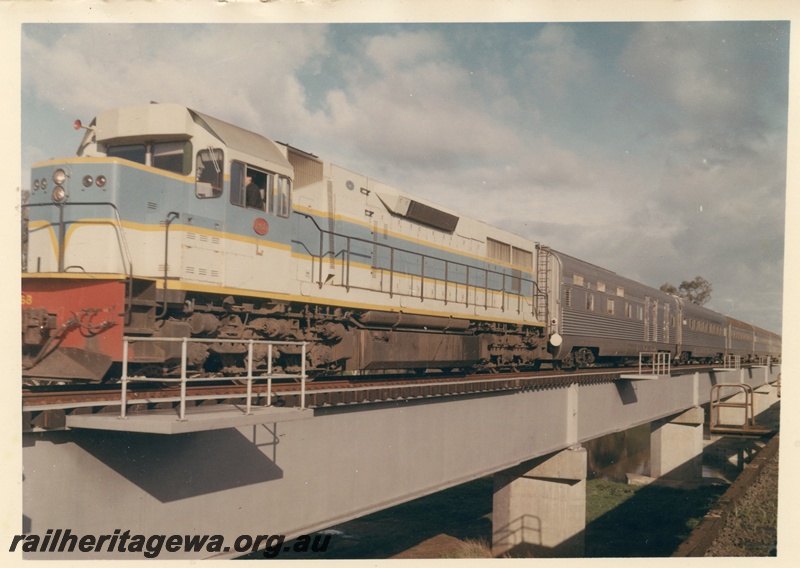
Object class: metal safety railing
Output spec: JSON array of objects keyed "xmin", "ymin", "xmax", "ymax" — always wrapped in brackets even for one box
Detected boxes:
[
  {"xmin": 719, "ymin": 354, "xmax": 742, "ymax": 370},
  {"xmin": 119, "ymin": 336, "xmax": 309, "ymax": 421},
  {"xmin": 708, "ymin": 383, "xmax": 771, "ymax": 435},
  {"xmin": 637, "ymin": 352, "xmax": 671, "ymax": 376},
  {"xmin": 752, "ymin": 355, "xmax": 771, "ymax": 367}
]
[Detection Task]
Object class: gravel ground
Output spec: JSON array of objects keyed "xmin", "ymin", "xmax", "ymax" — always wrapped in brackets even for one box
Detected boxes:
[{"xmin": 703, "ymin": 443, "xmax": 779, "ymax": 556}]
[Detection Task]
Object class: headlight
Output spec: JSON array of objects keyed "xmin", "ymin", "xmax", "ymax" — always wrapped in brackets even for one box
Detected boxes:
[
  {"xmin": 82, "ymin": 175, "xmax": 93, "ymax": 187},
  {"xmin": 52, "ymin": 186, "xmax": 67, "ymax": 203},
  {"xmin": 96, "ymin": 175, "xmax": 107, "ymax": 188},
  {"xmin": 53, "ymin": 169, "xmax": 67, "ymax": 185}
]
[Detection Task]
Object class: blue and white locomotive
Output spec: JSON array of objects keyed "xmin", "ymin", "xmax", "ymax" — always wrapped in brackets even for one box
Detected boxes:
[
  {"xmin": 23, "ymin": 103, "xmax": 546, "ymax": 381},
  {"xmin": 21, "ymin": 103, "xmax": 780, "ymax": 382}
]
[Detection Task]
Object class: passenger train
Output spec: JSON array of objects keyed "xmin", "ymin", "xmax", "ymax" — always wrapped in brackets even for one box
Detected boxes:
[{"xmin": 21, "ymin": 103, "xmax": 781, "ymax": 382}]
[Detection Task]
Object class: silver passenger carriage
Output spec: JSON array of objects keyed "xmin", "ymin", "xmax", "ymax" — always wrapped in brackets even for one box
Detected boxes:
[{"xmin": 540, "ymin": 248, "xmax": 680, "ymax": 369}]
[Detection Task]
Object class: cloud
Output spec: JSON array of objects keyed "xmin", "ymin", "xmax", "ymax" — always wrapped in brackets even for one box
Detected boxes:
[
  {"xmin": 20, "ymin": 22, "xmax": 787, "ymax": 332},
  {"xmin": 22, "ymin": 24, "xmax": 329, "ymax": 138}
]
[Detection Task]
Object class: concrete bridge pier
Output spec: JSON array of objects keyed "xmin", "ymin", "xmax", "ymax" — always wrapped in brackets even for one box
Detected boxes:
[
  {"xmin": 753, "ymin": 375, "xmax": 780, "ymax": 417},
  {"xmin": 492, "ymin": 445, "xmax": 587, "ymax": 558},
  {"xmin": 650, "ymin": 406, "xmax": 704, "ymax": 481}
]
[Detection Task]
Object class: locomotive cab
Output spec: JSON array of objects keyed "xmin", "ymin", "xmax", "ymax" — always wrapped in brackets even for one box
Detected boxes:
[{"xmin": 23, "ymin": 103, "xmax": 296, "ymax": 381}]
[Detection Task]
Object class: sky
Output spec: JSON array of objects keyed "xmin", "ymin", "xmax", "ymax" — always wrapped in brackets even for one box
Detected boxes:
[
  {"xmin": 3, "ymin": 1, "xmax": 800, "ymax": 563},
  {"xmin": 15, "ymin": 7, "xmax": 792, "ymax": 335}
]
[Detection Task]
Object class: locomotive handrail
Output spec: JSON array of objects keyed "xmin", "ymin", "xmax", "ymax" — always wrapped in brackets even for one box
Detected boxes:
[
  {"xmin": 119, "ymin": 336, "xmax": 309, "ymax": 421},
  {"xmin": 23, "ymin": 201, "xmax": 136, "ymax": 324},
  {"xmin": 23, "ymin": 201, "xmax": 134, "ymax": 278},
  {"xmin": 296, "ymin": 212, "xmax": 545, "ymax": 317}
]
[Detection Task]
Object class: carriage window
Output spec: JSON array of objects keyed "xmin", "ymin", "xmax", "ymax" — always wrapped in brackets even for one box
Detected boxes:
[
  {"xmin": 195, "ymin": 148, "xmax": 223, "ymax": 198},
  {"xmin": 625, "ymin": 302, "xmax": 632, "ymax": 319},
  {"xmin": 607, "ymin": 298, "xmax": 615, "ymax": 315},
  {"xmin": 107, "ymin": 144, "xmax": 146, "ymax": 164},
  {"xmin": 153, "ymin": 141, "xmax": 192, "ymax": 175},
  {"xmin": 586, "ymin": 292, "xmax": 595, "ymax": 311},
  {"xmin": 276, "ymin": 175, "xmax": 292, "ymax": 218}
]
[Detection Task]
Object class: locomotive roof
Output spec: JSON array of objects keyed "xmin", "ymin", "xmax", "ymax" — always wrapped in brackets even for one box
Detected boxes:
[
  {"xmin": 188, "ymin": 108, "xmax": 292, "ymax": 174},
  {"xmin": 93, "ymin": 103, "xmax": 292, "ymax": 175}
]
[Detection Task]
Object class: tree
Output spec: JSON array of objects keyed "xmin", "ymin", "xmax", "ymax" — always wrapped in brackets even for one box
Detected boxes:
[{"xmin": 660, "ymin": 276, "xmax": 712, "ymax": 306}]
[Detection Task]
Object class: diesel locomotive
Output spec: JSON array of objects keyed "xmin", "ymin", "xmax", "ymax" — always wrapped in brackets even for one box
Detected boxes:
[{"xmin": 21, "ymin": 103, "xmax": 780, "ymax": 383}]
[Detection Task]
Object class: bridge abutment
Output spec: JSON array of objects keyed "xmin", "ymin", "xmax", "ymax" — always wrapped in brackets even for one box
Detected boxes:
[{"xmin": 492, "ymin": 446, "xmax": 587, "ymax": 558}]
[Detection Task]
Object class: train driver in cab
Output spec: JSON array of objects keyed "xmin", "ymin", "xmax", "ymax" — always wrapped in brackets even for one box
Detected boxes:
[{"xmin": 245, "ymin": 175, "xmax": 265, "ymax": 210}]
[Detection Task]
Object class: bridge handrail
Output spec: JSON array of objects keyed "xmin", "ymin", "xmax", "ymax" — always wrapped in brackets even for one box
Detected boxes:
[
  {"xmin": 721, "ymin": 354, "xmax": 742, "ymax": 370},
  {"xmin": 638, "ymin": 352, "xmax": 671, "ymax": 376},
  {"xmin": 709, "ymin": 382, "xmax": 756, "ymax": 431},
  {"xmin": 120, "ymin": 336, "xmax": 309, "ymax": 421}
]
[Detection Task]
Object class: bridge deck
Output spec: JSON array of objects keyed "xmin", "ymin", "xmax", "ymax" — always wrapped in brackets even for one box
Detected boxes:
[
  {"xmin": 22, "ymin": 364, "xmax": 780, "ymax": 559},
  {"xmin": 65, "ymin": 404, "xmax": 312, "ymax": 434}
]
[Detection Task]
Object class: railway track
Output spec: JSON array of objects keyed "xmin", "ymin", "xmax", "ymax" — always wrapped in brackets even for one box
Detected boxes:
[
  {"xmin": 23, "ymin": 365, "xmax": 716, "ymax": 409},
  {"xmin": 23, "ymin": 363, "xmax": 750, "ymax": 433}
]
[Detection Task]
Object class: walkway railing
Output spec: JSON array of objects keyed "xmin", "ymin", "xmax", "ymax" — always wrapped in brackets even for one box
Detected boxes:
[
  {"xmin": 119, "ymin": 336, "xmax": 308, "ymax": 421},
  {"xmin": 297, "ymin": 212, "xmax": 544, "ymax": 316},
  {"xmin": 637, "ymin": 352, "xmax": 671, "ymax": 376},
  {"xmin": 718, "ymin": 354, "xmax": 741, "ymax": 371},
  {"xmin": 709, "ymin": 383, "xmax": 772, "ymax": 435}
]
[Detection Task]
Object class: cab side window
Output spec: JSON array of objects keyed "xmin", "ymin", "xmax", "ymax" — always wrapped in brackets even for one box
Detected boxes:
[
  {"xmin": 276, "ymin": 175, "xmax": 292, "ymax": 218},
  {"xmin": 196, "ymin": 148, "xmax": 223, "ymax": 198},
  {"xmin": 230, "ymin": 161, "xmax": 245, "ymax": 206},
  {"xmin": 107, "ymin": 144, "xmax": 146, "ymax": 164},
  {"xmin": 230, "ymin": 160, "xmax": 275, "ymax": 214},
  {"xmin": 153, "ymin": 141, "xmax": 192, "ymax": 175}
]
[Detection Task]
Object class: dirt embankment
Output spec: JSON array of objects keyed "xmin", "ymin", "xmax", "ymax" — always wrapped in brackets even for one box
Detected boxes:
[{"xmin": 674, "ymin": 433, "xmax": 779, "ymax": 557}]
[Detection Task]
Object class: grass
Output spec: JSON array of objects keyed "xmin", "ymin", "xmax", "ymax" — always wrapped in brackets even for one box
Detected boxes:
[{"xmin": 584, "ymin": 478, "xmax": 727, "ymax": 557}]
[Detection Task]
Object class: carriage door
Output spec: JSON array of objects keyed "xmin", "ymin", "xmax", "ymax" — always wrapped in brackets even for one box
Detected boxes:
[
  {"xmin": 644, "ymin": 297, "xmax": 659, "ymax": 343},
  {"xmin": 652, "ymin": 299, "xmax": 660, "ymax": 342}
]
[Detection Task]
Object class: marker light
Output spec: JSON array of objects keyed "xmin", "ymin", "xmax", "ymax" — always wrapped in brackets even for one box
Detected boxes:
[
  {"xmin": 74, "ymin": 119, "xmax": 83, "ymax": 130},
  {"xmin": 33, "ymin": 179, "xmax": 39, "ymax": 191},
  {"xmin": 41, "ymin": 178, "xmax": 47, "ymax": 190},
  {"xmin": 95, "ymin": 175, "xmax": 107, "ymax": 188},
  {"xmin": 82, "ymin": 175, "xmax": 93, "ymax": 187},
  {"xmin": 52, "ymin": 186, "xmax": 67, "ymax": 203},
  {"xmin": 52, "ymin": 169, "xmax": 67, "ymax": 185}
]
